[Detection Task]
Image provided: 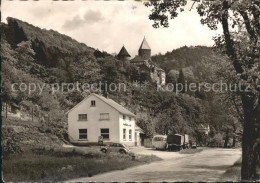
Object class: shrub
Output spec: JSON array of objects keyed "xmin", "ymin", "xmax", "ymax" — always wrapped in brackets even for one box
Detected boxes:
[{"xmin": 2, "ymin": 127, "xmax": 23, "ymax": 155}]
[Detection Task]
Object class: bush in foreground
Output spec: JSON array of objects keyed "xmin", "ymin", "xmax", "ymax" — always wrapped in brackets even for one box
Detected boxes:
[{"xmin": 2, "ymin": 148, "xmax": 161, "ymax": 182}]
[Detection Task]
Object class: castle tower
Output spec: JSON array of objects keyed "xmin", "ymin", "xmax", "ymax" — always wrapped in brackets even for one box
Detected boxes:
[
  {"xmin": 117, "ymin": 45, "xmax": 131, "ymax": 61},
  {"xmin": 138, "ymin": 37, "xmax": 151, "ymax": 60}
]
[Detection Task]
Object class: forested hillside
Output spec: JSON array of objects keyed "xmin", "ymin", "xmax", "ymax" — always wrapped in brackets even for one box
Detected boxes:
[
  {"xmin": 152, "ymin": 46, "xmax": 227, "ymax": 84},
  {"xmin": 1, "ymin": 18, "xmax": 241, "ymax": 154},
  {"xmin": 152, "ymin": 46, "xmax": 214, "ymax": 69}
]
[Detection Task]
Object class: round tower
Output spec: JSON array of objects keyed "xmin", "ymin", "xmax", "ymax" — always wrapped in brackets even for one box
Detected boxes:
[{"xmin": 117, "ymin": 45, "xmax": 131, "ymax": 61}]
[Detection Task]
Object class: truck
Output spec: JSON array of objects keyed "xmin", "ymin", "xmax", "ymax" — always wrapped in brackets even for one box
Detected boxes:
[
  {"xmin": 152, "ymin": 134, "xmax": 190, "ymax": 151},
  {"xmin": 167, "ymin": 134, "xmax": 190, "ymax": 151}
]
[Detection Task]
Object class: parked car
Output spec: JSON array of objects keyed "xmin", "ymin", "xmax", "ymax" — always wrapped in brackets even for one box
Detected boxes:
[{"xmin": 100, "ymin": 143, "xmax": 130, "ymax": 154}]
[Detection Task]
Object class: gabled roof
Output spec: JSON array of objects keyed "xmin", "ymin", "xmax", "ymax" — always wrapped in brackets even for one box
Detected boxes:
[
  {"xmin": 139, "ymin": 37, "xmax": 151, "ymax": 50},
  {"xmin": 118, "ymin": 46, "xmax": 131, "ymax": 57},
  {"xmin": 67, "ymin": 93, "xmax": 136, "ymax": 117},
  {"xmin": 94, "ymin": 94, "xmax": 136, "ymax": 117},
  {"xmin": 135, "ymin": 125, "xmax": 144, "ymax": 133},
  {"xmin": 130, "ymin": 55, "xmax": 146, "ymax": 63}
]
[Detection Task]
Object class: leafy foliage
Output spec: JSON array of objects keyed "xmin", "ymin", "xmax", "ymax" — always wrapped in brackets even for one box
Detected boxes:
[{"xmin": 145, "ymin": 0, "xmax": 260, "ymax": 179}]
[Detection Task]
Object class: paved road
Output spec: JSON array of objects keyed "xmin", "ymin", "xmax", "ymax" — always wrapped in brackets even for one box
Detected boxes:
[{"xmin": 69, "ymin": 148, "xmax": 241, "ymax": 182}]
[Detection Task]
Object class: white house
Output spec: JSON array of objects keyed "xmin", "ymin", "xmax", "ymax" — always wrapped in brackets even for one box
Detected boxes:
[
  {"xmin": 198, "ymin": 124, "xmax": 210, "ymax": 135},
  {"xmin": 67, "ymin": 93, "xmax": 140, "ymax": 146}
]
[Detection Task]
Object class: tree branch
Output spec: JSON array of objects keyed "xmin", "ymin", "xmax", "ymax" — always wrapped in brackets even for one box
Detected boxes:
[
  {"xmin": 251, "ymin": 4, "xmax": 260, "ymax": 37},
  {"xmin": 221, "ymin": 0, "xmax": 243, "ymax": 74},
  {"xmin": 238, "ymin": 10, "xmax": 257, "ymax": 41}
]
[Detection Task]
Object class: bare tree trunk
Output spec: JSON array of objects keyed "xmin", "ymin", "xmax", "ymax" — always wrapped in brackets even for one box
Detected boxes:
[
  {"xmin": 224, "ymin": 129, "xmax": 230, "ymax": 148},
  {"xmin": 241, "ymin": 96, "xmax": 260, "ymax": 180},
  {"xmin": 221, "ymin": 1, "xmax": 259, "ymax": 180},
  {"xmin": 232, "ymin": 121, "xmax": 237, "ymax": 147},
  {"xmin": 232, "ymin": 135, "xmax": 236, "ymax": 148}
]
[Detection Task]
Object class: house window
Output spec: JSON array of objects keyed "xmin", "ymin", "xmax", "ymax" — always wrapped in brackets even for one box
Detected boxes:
[
  {"xmin": 129, "ymin": 129, "xmax": 132, "ymax": 141},
  {"xmin": 100, "ymin": 113, "xmax": 109, "ymax": 120},
  {"xmin": 79, "ymin": 129, "xmax": 87, "ymax": 140},
  {"xmin": 100, "ymin": 128, "xmax": 109, "ymax": 139},
  {"xmin": 91, "ymin": 100, "xmax": 96, "ymax": 107},
  {"xmin": 78, "ymin": 114, "xmax": 87, "ymax": 121},
  {"xmin": 129, "ymin": 117, "xmax": 132, "ymax": 121},
  {"xmin": 123, "ymin": 115, "xmax": 126, "ymax": 120},
  {"xmin": 123, "ymin": 129, "xmax": 126, "ymax": 140}
]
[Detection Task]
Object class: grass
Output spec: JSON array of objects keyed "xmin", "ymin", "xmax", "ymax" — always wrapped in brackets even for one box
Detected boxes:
[
  {"xmin": 2, "ymin": 147, "xmax": 161, "ymax": 182},
  {"xmin": 218, "ymin": 157, "xmax": 242, "ymax": 182},
  {"xmin": 179, "ymin": 148, "xmax": 203, "ymax": 154}
]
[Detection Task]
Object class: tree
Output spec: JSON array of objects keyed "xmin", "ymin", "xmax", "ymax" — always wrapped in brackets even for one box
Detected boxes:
[
  {"xmin": 94, "ymin": 49, "xmax": 104, "ymax": 58},
  {"xmin": 136, "ymin": 117, "xmax": 154, "ymax": 137},
  {"xmin": 71, "ymin": 54, "xmax": 101, "ymax": 84},
  {"xmin": 178, "ymin": 69, "xmax": 185, "ymax": 83},
  {"xmin": 1, "ymin": 40, "xmax": 19, "ymax": 118},
  {"xmin": 129, "ymin": 65, "xmax": 140, "ymax": 82},
  {"xmin": 145, "ymin": 0, "xmax": 260, "ymax": 180},
  {"xmin": 167, "ymin": 69, "xmax": 179, "ymax": 84},
  {"xmin": 177, "ymin": 69, "xmax": 185, "ymax": 93},
  {"xmin": 15, "ymin": 41, "xmax": 35, "ymax": 71},
  {"xmin": 100, "ymin": 57, "xmax": 120, "ymax": 84}
]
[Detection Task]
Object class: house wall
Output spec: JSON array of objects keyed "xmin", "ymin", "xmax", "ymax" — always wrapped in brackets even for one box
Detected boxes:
[
  {"xmin": 135, "ymin": 131, "xmax": 141, "ymax": 146},
  {"xmin": 68, "ymin": 95, "xmax": 120, "ymax": 144},
  {"xmin": 2, "ymin": 103, "xmax": 21, "ymax": 119},
  {"xmin": 119, "ymin": 114, "xmax": 135, "ymax": 146}
]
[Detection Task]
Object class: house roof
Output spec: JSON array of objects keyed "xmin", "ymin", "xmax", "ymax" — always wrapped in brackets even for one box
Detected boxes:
[
  {"xmin": 11, "ymin": 103, "xmax": 19, "ymax": 108},
  {"xmin": 198, "ymin": 124, "xmax": 210, "ymax": 131},
  {"xmin": 67, "ymin": 93, "xmax": 136, "ymax": 117},
  {"xmin": 174, "ymin": 134, "xmax": 183, "ymax": 136},
  {"xmin": 139, "ymin": 37, "xmax": 151, "ymax": 50},
  {"xmin": 130, "ymin": 55, "xmax": 145, "ymax": 63},
  {"xmin": 118, "ymin": 46, "xmax": 131, "ymax": 57},
  {"xmin": 93, "ymin": 94, "xmax": 136, "ymax": 117},
  {"xmin": 135, "ymin": 125, "xmax": 144, "ymax": 133}
]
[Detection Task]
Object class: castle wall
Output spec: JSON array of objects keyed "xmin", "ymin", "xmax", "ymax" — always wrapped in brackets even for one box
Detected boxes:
[
  {"xmin": 138, "ymin": 49, "xmax": 151, "ymax": 60},
  {"xmin": 118, "ymin": 55, "xmax": 130, "ymax": 61}
]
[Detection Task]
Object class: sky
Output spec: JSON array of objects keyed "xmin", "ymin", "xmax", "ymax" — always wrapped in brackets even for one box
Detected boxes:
[{"xmin": 1, "ymin": 0, "xmax": 221, "ymax": 57}]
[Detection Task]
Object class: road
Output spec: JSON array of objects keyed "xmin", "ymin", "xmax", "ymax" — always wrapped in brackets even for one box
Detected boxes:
[{"xmin": 68, "ymin": 147, "xmax": 241, "ymax": 182}]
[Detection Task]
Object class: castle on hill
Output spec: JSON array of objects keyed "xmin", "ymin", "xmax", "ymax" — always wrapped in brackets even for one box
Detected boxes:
[{"xmin": 117, "ymin": 37, "xmax": 166, "ymax": 85}]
